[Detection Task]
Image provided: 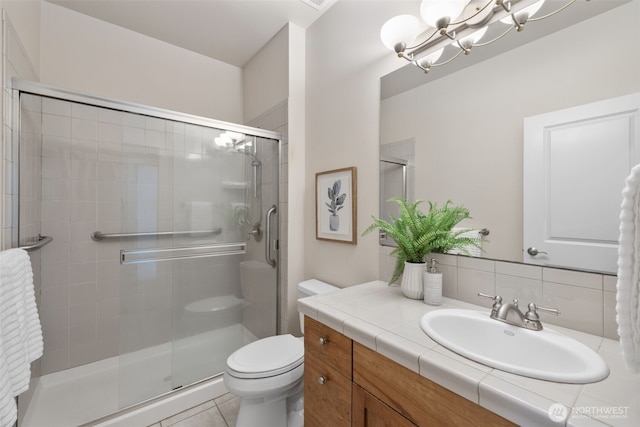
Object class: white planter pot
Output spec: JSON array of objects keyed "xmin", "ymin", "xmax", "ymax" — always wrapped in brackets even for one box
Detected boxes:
[{"xmin": 401, "ymin": 262, "xmax": 425, "ymax": 299}]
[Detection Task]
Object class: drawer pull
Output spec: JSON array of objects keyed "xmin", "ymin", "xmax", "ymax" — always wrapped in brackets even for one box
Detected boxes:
[
  {"xmin": 318, "ymin": 376, "xmax": 328, "ymax": 385},
  {"xmin": 318, "ymin": 337, "xmax": 328, "ymax": 346}
]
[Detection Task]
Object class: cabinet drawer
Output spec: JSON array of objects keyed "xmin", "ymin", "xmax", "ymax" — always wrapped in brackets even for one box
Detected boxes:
[
  {"xmin": 304, "ymin": 316, "xmax": 352, "ymax": 379},
  {"xmin": 304, "ymin": 352, "xmax": 351, "ymax": 427}
]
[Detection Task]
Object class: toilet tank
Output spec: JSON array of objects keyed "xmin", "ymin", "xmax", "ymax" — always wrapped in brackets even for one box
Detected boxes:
[{"xmin": 297, "ymin": 279, "xmax": 339, "ymax": 333}]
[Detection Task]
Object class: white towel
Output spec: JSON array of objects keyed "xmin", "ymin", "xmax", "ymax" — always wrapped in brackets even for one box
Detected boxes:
[
  {"xmin": 617, "ymin": 164, "xmax": 640, "ymax": 372},
  {"xmin": 448, "ymin": 228, "xmax": 483, "ymax": 257},
  {"xmin": 0, "ymin": 248, "xmax": 43, "ymax": 427}
]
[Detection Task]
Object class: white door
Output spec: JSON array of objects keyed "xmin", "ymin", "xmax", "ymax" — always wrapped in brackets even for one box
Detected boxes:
[{"xmin": 523, "ymin": 93, "xmax": 640, "ymax": 273}]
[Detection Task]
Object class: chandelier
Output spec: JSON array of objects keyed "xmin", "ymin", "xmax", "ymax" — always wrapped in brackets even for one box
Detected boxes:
[{"xmin": 380, "ymin": 0, "xmax": 579, "ymax": 73}]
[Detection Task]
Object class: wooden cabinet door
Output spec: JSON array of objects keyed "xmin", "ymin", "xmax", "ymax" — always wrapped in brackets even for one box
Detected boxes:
[
  {"xmin": 353, "ymin": 384, "xmax": 416, "ymax": 427},
  {"xmin": 353, "ymin": 342, "xmax": 514, "ymax": 426}
]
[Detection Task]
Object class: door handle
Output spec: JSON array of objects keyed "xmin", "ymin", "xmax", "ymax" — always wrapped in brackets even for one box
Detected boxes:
[
  {"xmin": 527, "ymin": 247, "xmax": 548, "ymax": 256},
  {"xmin": 265, "ymin": 205, "xmax": 277, "ymax": 268}
]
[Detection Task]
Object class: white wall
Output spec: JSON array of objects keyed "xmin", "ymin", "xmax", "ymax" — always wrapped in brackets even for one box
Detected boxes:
[
  {"xmin": 243, "ymin": 25, "xmax": 289, "ymax": 123},
  {"xmin": 304, "ymin": 1, "xmax": 412, "ymax": 287},
  {"xmin": 380, "ymin": 2, "xmax": 640, "ymax": 262},
  {"xmin": 39, "ymin": 1, "xmax": 243, "ymax": 122},
  {"xmin": 286, "ymin": 23, "xmax": 305, "ymax": 334},
  {"xmin": 1, "ymin": 0, "xmax": 40, "ymax": 75}
]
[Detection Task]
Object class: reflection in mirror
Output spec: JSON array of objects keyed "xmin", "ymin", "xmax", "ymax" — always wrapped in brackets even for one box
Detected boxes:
[
  {"xmin": 379, "ymin": 139, "xmax": 415, "ymax": 247},
  {"xmin": 379, "ymin": 0, "xmax": 639, "ymax": 273}
]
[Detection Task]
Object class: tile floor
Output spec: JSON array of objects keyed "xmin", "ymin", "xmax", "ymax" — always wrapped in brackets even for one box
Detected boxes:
[{"xmin": 149, "ymin": 393, "xmax": 240, "ymax": 427}]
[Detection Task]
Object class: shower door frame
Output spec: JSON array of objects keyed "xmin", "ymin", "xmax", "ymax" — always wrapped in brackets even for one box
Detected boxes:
[{"xmin": 10, "ymin": 78, "xmax": 283, "ymax": 421}]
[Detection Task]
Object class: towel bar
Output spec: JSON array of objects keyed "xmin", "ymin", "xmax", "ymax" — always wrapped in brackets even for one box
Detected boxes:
[
  {"xmin": 19, "ymin": 235, "xmax": 53, "ymax": 252},
  {"xmin": 92, "ymin": 228, "xmax": 222, "ymax": 241},
  {"xmin": 120, "ymin": 242, "xmax": 246, "ymax": 264}
]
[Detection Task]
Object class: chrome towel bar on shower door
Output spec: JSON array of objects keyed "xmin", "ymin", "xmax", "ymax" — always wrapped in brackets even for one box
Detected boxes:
[
  {"xmin": 91, "ymin": 228, "xmax": 222, "ymax": 241},
  {"xmin": 120, "ymin": 242, "xmax": 246, "ymax": 264},
  {"xmin": 19, "ymin": 234, "xmax": 53, "ymax": 252}
]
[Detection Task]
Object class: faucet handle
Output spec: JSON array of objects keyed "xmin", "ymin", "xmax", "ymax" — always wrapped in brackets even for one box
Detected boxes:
[
  {"xmin": 477, "ymin": 293, "xmax": 503, "ymax": 314},
  {"xmin": 477, "ymin": 293, "xmax": 503, "ymax": 305},
  {"xmin": 525, "ymin": 303, "xmax": 560, "ymax": 321}
]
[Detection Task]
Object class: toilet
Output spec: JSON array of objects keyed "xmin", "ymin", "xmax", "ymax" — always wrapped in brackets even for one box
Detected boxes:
[{"xmin": 223, "ymin": 279, "xmax": 339, "ymax": 427}]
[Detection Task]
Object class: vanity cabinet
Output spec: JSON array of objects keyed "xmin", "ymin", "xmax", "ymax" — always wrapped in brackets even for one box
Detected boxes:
[{"xmin": 304, "ymin": 316, "xmax": 515, "ymax": 427}]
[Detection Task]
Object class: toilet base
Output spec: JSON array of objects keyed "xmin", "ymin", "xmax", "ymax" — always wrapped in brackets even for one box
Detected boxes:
[{"xmin": 234, "ymin": 380, "xmax": 303, "ymax": 427}]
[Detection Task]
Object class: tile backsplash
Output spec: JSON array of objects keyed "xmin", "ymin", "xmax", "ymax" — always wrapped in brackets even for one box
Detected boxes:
[{"xmin": 379, "ymin": 247, "xmax": 618, "ymax": 340}]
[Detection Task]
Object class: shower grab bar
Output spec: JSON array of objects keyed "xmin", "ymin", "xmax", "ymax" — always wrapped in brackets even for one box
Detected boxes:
[
  {"xmin": 265, "ymin": 205, "xmax": 277, "ymax": 268},
  {"xmin": 19, "ymin": 234, "xmax": 53, "ymax": 252},
  {"xmin": 120, "ymin": 242, "xmax": 246, "ymax": 265},
  {"xmin": 92, "ymin": 228, "xmax": 222, "ymax": 241}
]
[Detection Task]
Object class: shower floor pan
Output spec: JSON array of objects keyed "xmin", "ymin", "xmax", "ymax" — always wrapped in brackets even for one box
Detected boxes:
[{"xmin": 21, "ymin": 324, "xmax": 256, "ymax": 427}]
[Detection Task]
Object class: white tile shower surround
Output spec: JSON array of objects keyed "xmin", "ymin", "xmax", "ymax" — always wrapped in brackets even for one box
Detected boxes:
[
  {"xmin": 299, "ymin": 281, "xmax": 640, "ymax": 427},
  {"xmin": 379, "ymin": 249, "xmax": 619, "ymax": 340}
]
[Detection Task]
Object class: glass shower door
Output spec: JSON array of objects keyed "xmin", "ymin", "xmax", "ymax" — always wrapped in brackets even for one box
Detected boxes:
[{"xmin": 115, "ymin": 115, "xmax": 279, "ymax": 408}]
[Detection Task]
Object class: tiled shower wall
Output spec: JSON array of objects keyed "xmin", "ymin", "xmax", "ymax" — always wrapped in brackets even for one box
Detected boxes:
[
  {"xmin": 2, "ymin": 12, "xmax": 38, "ymax": 250},
  {"xmin": 2, "ymin": 12, "xmax": 41, "ymax": 385},
  {"xmin": 379, "ymin": 247, "xmax": 619, "ymax": 340}
]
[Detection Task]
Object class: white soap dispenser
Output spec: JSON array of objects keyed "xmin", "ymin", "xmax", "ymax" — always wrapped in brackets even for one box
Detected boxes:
[{"xmin": 424, "ymin": 258, "xmax": 442, "ymax": 306}]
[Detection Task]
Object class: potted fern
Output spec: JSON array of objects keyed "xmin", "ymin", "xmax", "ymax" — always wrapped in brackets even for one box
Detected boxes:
[{"xmin": 363, "ymin": 198, "xmax": 481, "ymax": 299}]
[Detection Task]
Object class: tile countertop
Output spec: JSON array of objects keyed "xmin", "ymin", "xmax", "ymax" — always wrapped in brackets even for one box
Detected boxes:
[{"xmin": 297, "ymin": 280, "xmax": 640, "ymax": 427}]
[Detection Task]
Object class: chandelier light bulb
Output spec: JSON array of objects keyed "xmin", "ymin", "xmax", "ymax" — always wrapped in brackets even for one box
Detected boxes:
[
  {"xmin": 454, "ymin": 26, "xmax": 488, "ymax": 48},
  {"xmin": 418, "ymin": 47, "xmax": 445, "ymax": 67},
  {"xmin": 420, "ymin": 0, "xmax": 470, "ymax": 29},
  {"xmin": 380, "ymin": 15, "xmax": 421, "ymax": 54},
  {"xmin": 501, "ymin": 0, "xmax": 546, "ymax": 25}
]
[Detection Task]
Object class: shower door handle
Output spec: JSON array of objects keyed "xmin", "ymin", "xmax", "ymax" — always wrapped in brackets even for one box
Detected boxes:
[{"xmin": 266, "ymin": 205, "xmax": 277, "ymax": 268}]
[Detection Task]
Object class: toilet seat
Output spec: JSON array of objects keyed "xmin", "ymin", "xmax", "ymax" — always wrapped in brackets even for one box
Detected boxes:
[{"xmin": 226, "ymin": 334, "xmax": 304, "ymax": 379}]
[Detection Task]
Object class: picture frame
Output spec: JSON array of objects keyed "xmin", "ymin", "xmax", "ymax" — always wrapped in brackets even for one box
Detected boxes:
[{"xmin": 315, "ymin": 167, "xmax": 357, "ymax": 244}]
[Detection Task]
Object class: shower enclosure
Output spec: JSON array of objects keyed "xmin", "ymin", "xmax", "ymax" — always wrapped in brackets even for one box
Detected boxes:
[{"xmin": 11, "ymin": 81, "xmax": 280, "ymax": 426}]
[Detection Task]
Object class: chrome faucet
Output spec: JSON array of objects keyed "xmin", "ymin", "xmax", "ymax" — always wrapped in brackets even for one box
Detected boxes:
[{"xmin": 478, "ymin": 293, "xmax": 560, "ymax": 331}]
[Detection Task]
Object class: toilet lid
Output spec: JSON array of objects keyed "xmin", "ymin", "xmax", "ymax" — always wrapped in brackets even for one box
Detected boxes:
[{"xmin": 226, "ymin": 334, "xmax": 304, "ymax": 378}]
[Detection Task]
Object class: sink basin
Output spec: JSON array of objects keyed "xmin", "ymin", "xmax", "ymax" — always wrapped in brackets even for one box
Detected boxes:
[{"xmin": 420, "ymin": 309, "xmax": 609, "ymax": 383}]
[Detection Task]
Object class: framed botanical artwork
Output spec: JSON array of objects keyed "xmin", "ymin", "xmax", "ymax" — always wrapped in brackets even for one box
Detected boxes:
[{"xmin": 315, "ymin": 167, "xmax": 357, "ymax": 244}]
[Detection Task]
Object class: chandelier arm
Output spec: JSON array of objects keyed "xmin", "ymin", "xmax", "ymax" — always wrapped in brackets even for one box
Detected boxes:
[
  {"xmin": 450, "ymin": 0, "xmax": 496, "ymax": 26},
  {"xmin": 472, "ymin": 25, "xmax": 515, "ymax": 47},
  {"xmin": 527, "ymin": 0, "xmax": 576, "ymax": 22},
  {"xmin": 405, "ymin": 28, "xmax": 439, "ymax": 51},
  {"xmin": 429, "ymin": 49, "xmax": 465, "ymax": 68}
]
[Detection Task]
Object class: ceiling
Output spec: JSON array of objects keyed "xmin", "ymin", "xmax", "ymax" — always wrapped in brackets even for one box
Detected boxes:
[{"xmin": 46, "ymin": 0, "xmax": 337, "ymax": 67}]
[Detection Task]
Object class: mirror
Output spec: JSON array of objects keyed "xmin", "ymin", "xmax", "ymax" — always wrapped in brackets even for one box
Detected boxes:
[{"xmin": 379, "ymin": 0, "xmax": 639, "ymax": 272}]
